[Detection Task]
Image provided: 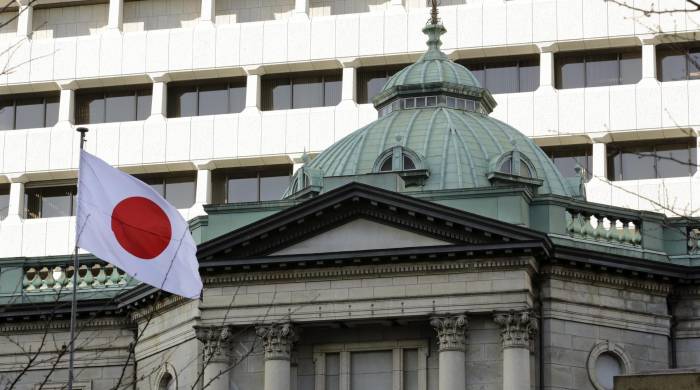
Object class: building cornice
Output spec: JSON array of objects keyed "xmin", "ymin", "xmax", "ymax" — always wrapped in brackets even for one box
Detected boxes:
[{"xmin": 541, "ymin": 265, "xmax": 673, "ymax": 294}]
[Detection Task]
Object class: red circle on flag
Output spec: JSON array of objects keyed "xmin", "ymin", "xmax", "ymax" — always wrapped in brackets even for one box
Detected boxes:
[{"xmin": 111, "ymin": 196, "xmax": 172, "ymax": 260}]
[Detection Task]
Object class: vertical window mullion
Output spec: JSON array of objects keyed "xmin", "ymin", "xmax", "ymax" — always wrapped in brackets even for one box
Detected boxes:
[
  {"xmin": 196, "ymin": 86, "xmax": 200, "ymax": 116},
  {"xmin": 289, "ymin": 78, "xmax": 294, "ymax": 109},
  {"xmin": 226, "ymin": 82, "xmax": 231, "ymax": 114},
  {"xmin": 516, "ymin": 60, "xmax": 521, "ymax": 92},
  {"xmin": 12, "ymin": 100, "xmax": 16, "ymax": 130},
  {"xmin": 321, "ymin": 75, "xmax": 326, "ymax": 107},
  {"xmin": 617, "ymin": 53, "xmax": 622, "ymax": 85},
  {"xmin": 257, "ymin": 172, "xmax": 261, "ymax": 202},
  {"xmin": 582, "ymin": 56, "xmax": 587, "ymax": 88}
]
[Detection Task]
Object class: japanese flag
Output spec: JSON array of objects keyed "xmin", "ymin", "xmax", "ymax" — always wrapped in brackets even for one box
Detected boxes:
[{"xmin": 76, "ymin": 150, "xmax": 203, "ymax": 299}]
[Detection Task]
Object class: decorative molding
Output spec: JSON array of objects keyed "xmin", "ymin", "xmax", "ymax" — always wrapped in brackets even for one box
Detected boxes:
[
  {"xmin": 256, "ymin": 323, "xmax": 297, "ymax": 361},
  {"xmin": 493, "ymin": 310, "xmax": 538, "ymax": 351},
  {"xmin": 541, "ymin": 265, "xmax": 672, "ymax": 295},
  {"xmin": 0, "ymin": 317, "xmax": 130, "ymax": 334},
  {"xmin": 430, "ymin": 314, "xmax": 468, "ymax": 352},
  {"xmin": 130, "ymin": 294, "xmax": 189, "ymax": 321},
  {"xmin": 586, "ymin": 341, "xmax": 633, "ymax": 390},
  {"xmin": 204, "ymin": 257, "xmax": 534, "ymax": 286},
  {"xmin": 194, "ymin": 325, "xmax": 233, "ymax": 363}
]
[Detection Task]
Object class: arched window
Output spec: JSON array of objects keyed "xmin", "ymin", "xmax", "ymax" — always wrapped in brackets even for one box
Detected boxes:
[
  {"xmin": 159, "ymin": 373, "xmax": 176, "ymax": 390},
  {"xmin": 374, "ymin": 146, "xmax": 423, "ymax": 173},
  {"xmin": 495, "ymin": 151, "xmax": 536, "ymax": 179}
]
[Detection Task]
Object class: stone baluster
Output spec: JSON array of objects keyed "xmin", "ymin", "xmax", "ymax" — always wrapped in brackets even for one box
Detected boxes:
[
  {"xmin": 430, "ymin": 314, "xmax": 467, "ymax": 390},
  {"xmin": 195, "ymin": 325, "xmax": 233, "ymax": 390},
  {"xmin": 256, "ymin": 323, "xmax": 297, "ymax": 390},
  {"xmin": 494, "ymin": 310, "xmax": 538, "ymax": 390}
]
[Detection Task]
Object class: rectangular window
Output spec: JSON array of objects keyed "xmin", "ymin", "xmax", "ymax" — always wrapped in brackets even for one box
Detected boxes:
[
  {"xmin": 555, "ymin": 48, "xmax": 642, "ymax": 89},
  {"xmin": 167, "ymin": 78, "xmax": 247, "ymax": 118},
  {"xmin": 541, "ymin": 144, "xmax": 593, "ymax": 180},
  {"xmin": 403, "ymin": 349, "xmax": 419, "ymax": 390},
  {"xmin": 657, "ymin": 43, "xmax": 700, "ymax": 81},
  {"xmin": 212, "ymin": 165, "xmax": 292, "ymax": 204},
  {"xmin": 356, "ymin": 65, "xmax": 406, "ymax": 104},
  {"xmin": 0, "ymin": 184, "xmax": 9, "ymax": 220},
  {"xmin": 0, "ymin": 93, "xmax": 60, "ymax": 130},
  {"xmin": 325, "ymin": 353, "xmax": 340, "ymax": 390},
  {"xmin": 457, "ymin": 55, "xmax": 540, "ymax": 94},
  {"xmin": 351, "ymin": 350, "xmax": 393, "ymax": 390},
  {"xmin": 261, "ymin": 71, "xmax": 342, "ymax": 111},
  {"xmin": 75, "ymin": 86, "xmax": 152, "ymax": 124},
  {"xmin": 136, "ymin": 173, "xmax": 197, "ymax": 209},
  {"xmin": 25, "ymin": 184, "xmax": 77, "ymax": 219},
  {"xmin": 606, "ymin": 138, "xmax": 697, "ymax": 181}
]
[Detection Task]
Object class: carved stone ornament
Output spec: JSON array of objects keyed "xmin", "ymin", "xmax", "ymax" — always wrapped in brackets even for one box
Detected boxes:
[
  {"xmin": 430, "ymin": 314, "xmax": 468, "ymax": 352},
  {"xmin": 256, "ymin": 323, "xmax": 297, "ymax": 361},
  {"xmin": 493, "ymin": 310, "xmax": 538, "ymax": 351},
  {"xmin": 194, "ymin": 325, "xmax": 233, "ymax": 363}
]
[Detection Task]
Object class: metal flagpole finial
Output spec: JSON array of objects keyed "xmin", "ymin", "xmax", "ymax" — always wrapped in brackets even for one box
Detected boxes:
[
  {"xmin": 76, "ymin": 127, "xmax": 89, "ymax": 150},
  {"xmin": 430, "ymin": 0, "xmax": 440, "ymax": 25}
]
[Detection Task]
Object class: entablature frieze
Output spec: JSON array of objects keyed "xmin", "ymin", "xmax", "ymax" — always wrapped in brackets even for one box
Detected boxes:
[{"xmin": 541, "ymin": 265, "xmax": 673, "ymax": 295}]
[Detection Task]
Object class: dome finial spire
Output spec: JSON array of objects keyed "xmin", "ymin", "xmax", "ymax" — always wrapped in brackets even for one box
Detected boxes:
[{"xmin": 429, "ymin": 0, "xmax": 439, "ymax": 25}]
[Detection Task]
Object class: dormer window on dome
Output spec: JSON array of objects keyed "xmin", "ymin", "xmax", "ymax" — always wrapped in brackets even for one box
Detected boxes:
[
  {"xmin": 488, "ymin": 149, "xmax": 543, "ymax": 190},
  {"xmin": 373, "ymin": 146, "xmax": 429, "ymax": 187}
]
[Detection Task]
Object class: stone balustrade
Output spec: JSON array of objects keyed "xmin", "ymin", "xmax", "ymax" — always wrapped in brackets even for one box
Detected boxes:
[
  {"xmin": 22, "ymin": 263, "xmax": 129, "ymax": 292},
  {"xmin": 565, "ymin": 209, "xmax": 642, "ymax": 247}
]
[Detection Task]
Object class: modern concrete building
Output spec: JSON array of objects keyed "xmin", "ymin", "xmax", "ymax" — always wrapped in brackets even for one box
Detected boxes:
[{"xmin": 1, "ymin": 0, "xmax": 700, "ymax": 389}]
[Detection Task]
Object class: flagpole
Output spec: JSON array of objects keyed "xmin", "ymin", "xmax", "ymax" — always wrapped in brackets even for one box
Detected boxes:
[{"xmin": 68, "ymin": 127, "xmax": 88, "ymax": 390}]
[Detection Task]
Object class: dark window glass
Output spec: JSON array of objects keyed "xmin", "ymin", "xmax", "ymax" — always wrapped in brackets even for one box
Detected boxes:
[
  {"xmin": 167, "ymin": 78, "xmax": 247, "ymax": 117},
  {"xmin": 76, "ymin": 86, "xmax": 152, "ymax": 124},
  {"xmin": 0, "ymin": 93, "xmax": 60, "ymax": 130},
  {"xmin": 380, "ymin": 157, "xmax": 392, "ymax": 171},
  {"xmin": 403, "ymin": 155, "xmax": 416, "ymax": 170},
  {"xmin": 350, "ymin": 350, "xmax": 392, "ymax": 390},
  {"xmin": 356, "ymin": 65, "xmax": 405, "ymax": 104},
  {"xmin": 556, "ymin": 49, "xmax": 641, "ymax": 88},
  {"xmin": 403, "ymin": 349, "xmax": 418, "ymax": 390},
  {"xmin": 25, "ymin": 185, "xmax": 77, "ymax": 218},
  {"xmin": 168, "ymin": 85, "xmax": 198, "ymax": 117},
  {"xmin": 139, "ymin": 174, "xmax": 196, "ymax": 209},
  {"xmin": 15, "ymin": 97, "xmax": 45, "ymax": 130},
  {"xmin": 0, "ymin": 185, "xmax": 9, "ymax": 220},
  {"xmin": 607, "ymin": 139, "xmax": 697, "ymax": 180},
  {"xmin": 262, "ymin": 71, "xmax": 342, "ymax": 111},
  {"xmin": 459, "ymin": 56, "xmax": 540, "ymax": 93},
  {"xmin": 657, "ymin": 43, "xmax": 700, "ymax": 81},
  {"xmin": 542, "ymin": 144, "xmax": 593, "ymax": 180},
  {"xmin": 325, "ymin": 353, "xmax": 340, "ymax": 390},
  {"xmin": 212, "ymin": 165, "xmax": 292, "ymax": 203},
  {"xmin": 198, "ymin": 84, "xmax": 229, "ymax": 116}
]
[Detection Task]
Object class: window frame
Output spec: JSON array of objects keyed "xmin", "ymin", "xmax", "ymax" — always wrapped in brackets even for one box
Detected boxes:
[
  {"xmin": 0, "ymin": 92, "xmax": 60, "ymax": 130},
  {"xmin": 166, "ymin": 78, "xmax": 247, "ymax": 118},
  {"xmin": 261, "ymin": 71, "xmax": 342, "ymax": 111},
  {"xmin": 75, "ymin": 85, "xmax": 152, "ymax": 125},
  {"xmin": 656, "ymin": 43, "xmax": 700, "ymax": 81},
  {"xmin": 541, "ymin": 144, "xmax": 593, "ymax": 181},
  {"xmin": 312, "ymin": 339, "xmax": 428, "ymax": 390},
  {"xmin": 356, "ymin": 64, "xmax": 407, "ymax": 104},
  {"xmin": 212, "ymin": 165, "xmax": 293, "ymax": 204},
  {"xmin": 606, "ymin": 138, "xmax": 698, "ymax": 181},
  {"xmin": 554, "ymin": 47, "xmax": 642, "ymax": 89},
  {"xmin": 24, "ymin": 181, "xmax": 78, "ymax": 219},
  {"xmin": 457, "ymin": 55, "xmax": 540, "ymax": 94},
  {"xmin": 134, "ymin": 173, "xmax": 197, "ymax": 209}
]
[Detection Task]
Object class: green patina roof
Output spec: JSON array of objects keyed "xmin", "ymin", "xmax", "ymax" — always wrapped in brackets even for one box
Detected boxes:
[
  {"xmin": 286, "ymin": 20, "xmax": 573, "ymax": 198},
  {"xmin": 378, "ymin": 24, "xmax": 481, "ymax": 96},
  {"xmin": 302, "ymin": 108, "xmax": 573, "ymax": 196}
]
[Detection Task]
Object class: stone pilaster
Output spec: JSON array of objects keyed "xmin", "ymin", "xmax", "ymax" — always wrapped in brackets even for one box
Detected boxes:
[
  {"xmin": 256, "ymin": 323, "xmax": 297, "ymax": 390},
  {"xmin": 494, "ymin": 310, "xmax": 538, "ymax": 390},
  {"xmin": 195, "ymin": 325, "xmax": 233, "ymax": 390},
  {"xmin": 431, "ymin": 314, "xmax": 467, "ymax": 390}
]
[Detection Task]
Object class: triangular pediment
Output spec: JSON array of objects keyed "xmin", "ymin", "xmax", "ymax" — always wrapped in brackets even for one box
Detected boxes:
[{"xmin": 270, "ymin": 218, "xmax": 451, "ymax": 256}]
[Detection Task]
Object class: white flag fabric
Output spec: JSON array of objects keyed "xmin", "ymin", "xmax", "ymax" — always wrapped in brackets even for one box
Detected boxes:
[{"xmin": 76, "ymin": 150, "xmax": 202, "ymax": 299}]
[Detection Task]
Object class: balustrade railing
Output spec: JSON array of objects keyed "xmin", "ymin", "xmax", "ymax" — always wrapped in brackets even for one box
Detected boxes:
[
  {"xmin": 565, "ymin": 209, "xmax": 642, "ymax": 247},
  {"xmin": 23, "ymin": 263, "xmax": 129, "ymax": 292}
]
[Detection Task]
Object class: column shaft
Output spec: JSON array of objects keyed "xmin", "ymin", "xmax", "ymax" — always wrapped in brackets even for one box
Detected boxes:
[
  {"xmin": 256, "ymin": 323, "xmax": 297, "ymax": 390},
  {"xmin": 195, "ymin": 326, "xmax": 232, "ymax": 390},
  {"xmin": 150, "ymin": 77, "xmax": 169, "ymax": 118},
  {"xmin": 438, "ymin": 350, "xmax": 465, "ymax": 390},
  {"xmin": 58, "ymin": 88, "xmax": 75, "ymax": 124},
  {"xmin": 7, "ymin": 181, "xmax": 25, "ymax": 220},
  {"xmin": 431, "ymin": 315, "xmax": 467, "ymax": 390},
  {"xmin": 502, "ymin": 348, "xmax": 530, "ymax": 390},
  {"xmin": 592, "ymin": 142, "xmax": 607, "ymax": 180},
  {"xmin": 203, "ymin": 361, "xmax": 230, "ymax": 390},
  {"xmin": 341, "ymin": 66, "xmax": 356, "ymax": 103},
  {"xmin": 107, "ymin": 0, "xmax": 123, "ymax": 30},
  {"xmin": 245, "ymin": 74, "xmax": 261, "ymax": 110},
  {"xmin": 264, "ymin": 359, "xmax": 291, "ymax": 390},
  {"xmin": 17, "ymin": 4, "xmax": 32, "ymax": 38},
  {"xmin": 293, "ymin": 0, "xmax": 308, "ymax": 17},
  {"xmin": 195, "ymin": 168, "xmax": 212, "ymax": 205},
  {"xmin": 642, "ymin": 43, "xmax": 657, "ymax": 80},
  {"xmin": 200, "ymin": 0, "xmax": 216, "ymax": 23},
  {"xmin": 539, "ymin": 51, "xmax": 554, "ymax": 88}
]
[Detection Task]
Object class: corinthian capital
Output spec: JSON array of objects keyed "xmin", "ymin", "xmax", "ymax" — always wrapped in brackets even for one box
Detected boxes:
[
  {"xmin": 493, "ymin": 310, "xmax": 538, "ymax": 350},
  {"xmin": 194, "ymin": 325, "xmax": 233, "ymax": 363},
  {"xmin": 256, "ymin": 323, "xmax": 297, "ymax": 360},
  {"xmin": 430, "ymin": 314, "xmax": 468, "ymax": 352}
]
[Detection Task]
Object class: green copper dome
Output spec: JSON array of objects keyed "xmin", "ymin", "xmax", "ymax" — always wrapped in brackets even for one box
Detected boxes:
[
  {"xmin": 285, "ymin": 20, "xmax": 575, "ymax": 199},
  {"xmin": 379, "ymin": 23, "xmax": 482, "ymax": 95}
]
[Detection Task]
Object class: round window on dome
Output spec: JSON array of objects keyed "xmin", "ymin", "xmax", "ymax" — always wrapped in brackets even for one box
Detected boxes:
[{"xmin": 595, "ymin": 352, "xmax": 622, "ymax": 390}]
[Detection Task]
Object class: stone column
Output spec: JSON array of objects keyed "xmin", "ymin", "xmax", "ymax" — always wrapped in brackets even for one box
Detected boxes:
[
  {"xmin": 430, "ymin": 314, "xmax": 467, "ymax": 390},
  {"xmin": 57, "ymin": 82, "xmax": 77, "ymax": 125},
  {"xmin": 494, "ymin": 310, "xmax": 538, "ymax": 390},
  {"xmin": 148, "ymin": 73, "xmax": 170, "ymax": 119},
  {"xmin": 244, "ymin": 70, "xmax": 262, "ymax": 112},
  {"xmin": 200, "ymin": 0, "xmax": 216, "ymax": 23},
  {"xmin": 642, "ymin": 41, "xmax": 657, "ymax": 81},
  {"xmin": 107, "ymin": 0, "xmax": 123, "ymax": 30},
  {"xmin": 16, "ymin": 0, "xmax": 33, "ymax": 38},
  {"xmin": 195, "ymin": 326, "xmax": 233, "ymax": 390},
  {"xmin": 539, "ymin": 50, "xmax": 555, "ymax": 88},
  {"xmin": 341, "ymin": 65, "xmax": 356, "ymax": 104},
  {"xmin": 256, "ymin": 323, "xmax": 297, "ymax": 390},
  {"xmin": 591, "ymin": 141, "xmax": 607, "ymax": 180},
  {"xmin": 192, "ymin": 162, "xmax": 213, "ymax": 216},
  {"xmin": 6, "ymin": 176, "xmax": 26, "ymax": 221}
]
